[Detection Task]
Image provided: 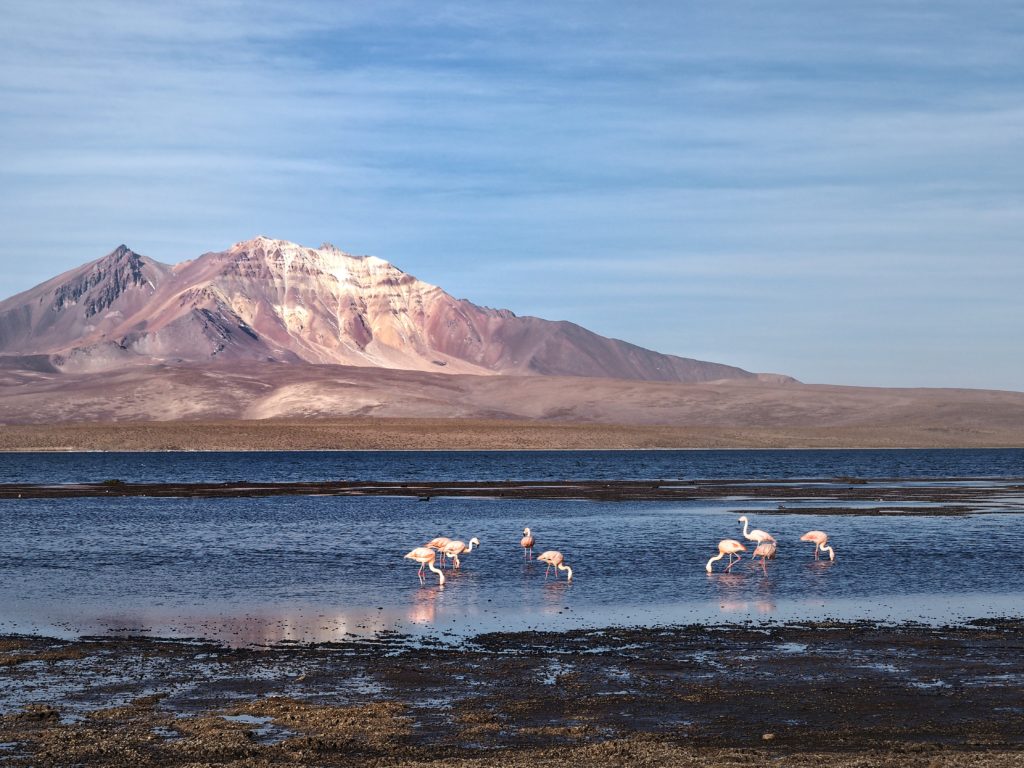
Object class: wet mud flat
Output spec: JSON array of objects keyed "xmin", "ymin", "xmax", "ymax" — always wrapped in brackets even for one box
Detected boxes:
[
  {"xmin": 1, "ymin": 620, "xmax": 1022, "ymax": 766},
  {"xmin": 2, "ymin": 477, "xmax": 1024, "ymax": 515}
]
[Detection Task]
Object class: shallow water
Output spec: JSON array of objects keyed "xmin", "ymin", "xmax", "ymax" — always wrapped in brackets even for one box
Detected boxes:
[{"xmin": 1, "ymin": 490, "xmax": 1022, "ymax": 646}]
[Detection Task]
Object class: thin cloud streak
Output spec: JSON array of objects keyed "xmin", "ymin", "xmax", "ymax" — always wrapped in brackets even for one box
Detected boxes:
[{"xmin": 0, "ymin": 1, "xmax": 1021, "ymax": 389}]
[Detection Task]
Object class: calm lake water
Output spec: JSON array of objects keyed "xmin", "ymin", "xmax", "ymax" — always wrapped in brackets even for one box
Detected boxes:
[
  {"xmin": 0, "ymin": 450, "xmax": 1021, "ymax": 645},
  {"xmin": 2, "ymin": 448, "xmax": 1023, "ymax": 484}
]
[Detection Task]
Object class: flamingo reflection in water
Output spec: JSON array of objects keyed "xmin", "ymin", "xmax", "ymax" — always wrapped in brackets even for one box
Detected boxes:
[{"xmin": 407, "ymin": 587, "xmax": 440, "ymax": 624}]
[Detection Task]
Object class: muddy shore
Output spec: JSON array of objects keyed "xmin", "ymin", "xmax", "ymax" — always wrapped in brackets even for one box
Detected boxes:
[{"xmin": 1, "ymin": 620, "xmax": 1022, "ymax": 767}]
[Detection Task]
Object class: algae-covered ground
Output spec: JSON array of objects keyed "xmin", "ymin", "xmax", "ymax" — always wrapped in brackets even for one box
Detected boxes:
[{"xmin": 1, "ymin": 620, "xmax": 1022, "ymax": 766}]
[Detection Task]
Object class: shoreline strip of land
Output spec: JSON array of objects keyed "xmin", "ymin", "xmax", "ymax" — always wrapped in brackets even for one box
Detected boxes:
[
  {"xmin": 2, "ymin": 477, "xmax": 1023, "ymax": 516},
  {"xmin": 1, "ymin": 418, "xmax": 1023, "ymax": 452}
]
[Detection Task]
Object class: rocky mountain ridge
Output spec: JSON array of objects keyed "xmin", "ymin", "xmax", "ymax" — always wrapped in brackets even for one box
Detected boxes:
[{"xmin": 0, "ymin": 236, "xmax": 767, "ymax": 382}]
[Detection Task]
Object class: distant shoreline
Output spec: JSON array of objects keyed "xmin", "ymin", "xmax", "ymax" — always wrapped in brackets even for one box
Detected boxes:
[
  {"xmin": 1, "ymin": 417, "xmax": 1023, "ymax": 452},
  {"xmin": 3, "ymin": 478, "xmax": 1021, "ymax": 517}
]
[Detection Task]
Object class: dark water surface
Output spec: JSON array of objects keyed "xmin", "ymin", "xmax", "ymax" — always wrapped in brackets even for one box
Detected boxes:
[
  {"xmin": 2, "ymin": 448, "xmax": 1022, "ymax": 485},
  {"xmin": 0, "ymin": 450, "xmax": 1021, "ymax": 645}
]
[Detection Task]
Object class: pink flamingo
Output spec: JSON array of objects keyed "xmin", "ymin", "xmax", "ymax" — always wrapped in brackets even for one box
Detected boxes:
[
  {"xmin": 800, "ymin": 531, "xmax": 835, "ymax": 561},
  {"xmin": 537, "ymin": 550, "xmax": 573, "ymax": 581},
  {"xmin": 426, "ymin": 536, "xmax": 452, "ymax": 566},
  {"xmin": 404, "ymin": 547, "xmax": 445, "ymax": 586},
  {"xmin": 752, "ymin": 539, "xmax": 777, "ymax": 573},
  {"xmin": 706, "ymin": 539, "xmax": 746, "ymax": 573},
  {"xmin": 443, "ymin": 537, "xmax": 480, "ymax": 570},
  {"xmin": 520, "ymin": 527, "xmax": 535, "ymax": 559},
  {"xmin": 738, "ymin": 516, "xmax": 776, "ymax": 544}
]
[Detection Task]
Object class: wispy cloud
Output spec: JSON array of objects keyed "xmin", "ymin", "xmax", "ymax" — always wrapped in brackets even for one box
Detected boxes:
[{"xmin": 1, "ymin": 1, "xmax": 1021, "ymax": 388}]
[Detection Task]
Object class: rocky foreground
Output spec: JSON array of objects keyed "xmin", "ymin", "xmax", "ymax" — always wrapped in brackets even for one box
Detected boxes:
[{"xmin": 1, "ymin": 621, "xmax": 1022, "ymax": 767}]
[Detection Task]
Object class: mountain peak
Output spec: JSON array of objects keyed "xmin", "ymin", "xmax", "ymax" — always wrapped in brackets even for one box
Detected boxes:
[
  {"xmin": 228, "ymin": 236, "xmax": 361, "ymax": 263},
  {"xmin": 102, "ymin": 244, "xmax": 139, "ymax": 262},
  {"xmin": 230, "ymin": 235, "xmax": 292, "ymax": 252}
]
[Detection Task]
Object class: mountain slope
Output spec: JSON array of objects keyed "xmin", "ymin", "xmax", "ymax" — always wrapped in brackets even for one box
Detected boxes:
[
  {"xmin": 1, "ymin": 361, "xmax": 1021, "ymax": 444},
  {"xmin": 0, "ymin": 236, "xmax": 763, "ymax": 383},
  {"xmin": 0, "ymin": 245, "xmax": 171, "ymax": 370}
]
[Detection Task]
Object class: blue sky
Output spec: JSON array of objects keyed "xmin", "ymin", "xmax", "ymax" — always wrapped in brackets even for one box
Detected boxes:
[{"xmin": 1, "ymin": 1, "xmax": 1022, "ymax": 389}]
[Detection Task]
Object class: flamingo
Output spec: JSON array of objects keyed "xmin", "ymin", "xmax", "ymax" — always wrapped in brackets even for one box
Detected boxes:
[
  {"xmin": 752, "ymin": 539, "xmax": 777, "ymax": 573},
  {"xmin": 738, "ymin": 515, "xmax": 775, "ymax": 544},
  {"xmin": 800, "ymin": 531, "xmax": 835, "ymax": 561},
  {"xmin": 426, "ymin": 536, "xmax": 452, "ymax": 566},
  {"xmin": 536, "ymin": 550, "xmax": 572, "ymax": 581},
  {"xmin": 520, "ymin": 527, "xmax": 535, "ymax": 559},
  {"xmin": 706, "ymin": 539, "xmax": 746, "ymax": 573},
  {"xmin": 404, "ymin": 547, "xmax": 445, "ymax": 586},
  {"xmin": 443, "ymin": 537, "xmax": 480, "ymax": 570}
]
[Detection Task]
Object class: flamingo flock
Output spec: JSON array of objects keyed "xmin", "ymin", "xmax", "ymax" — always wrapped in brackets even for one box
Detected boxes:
[
  {"xmin": 706, "ymin": 515, "xmax": 837, "ymax": 573},
  {"xmin": 406, "ymin": 516, "xmax": 835, "ymax": 586},
  {"xmin": 404, "ymin": 527, "xmax": 573, "ymax": 586}
]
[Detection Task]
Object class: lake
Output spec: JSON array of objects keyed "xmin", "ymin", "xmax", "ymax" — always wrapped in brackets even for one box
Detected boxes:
[{"xmin": 0, "ymin": 449, "xmax": 1021, "ymax": 645}]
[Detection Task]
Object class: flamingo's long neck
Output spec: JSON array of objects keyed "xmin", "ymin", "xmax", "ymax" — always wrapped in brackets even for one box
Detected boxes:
[
  {"xmin": 558, "ymin": 563, "xmax": 572, "ymax": 581},
  {"xmin": 822, "ymin": 544, "xmax": 835, "ymax": 561},
  {"xmin": 428, "ymin": 561, "xmax": 445, "ymax": 585},
  {"xmin": 706, "ymin": 552, "xmax": 724, "ymax": 572},
  {"xmin": 741, "ymin": 519, "xmax": 751, "ymax": 538},
  {"xmin": 465, "ymin": 540, "xmax": 475, "ymax": 552}
]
